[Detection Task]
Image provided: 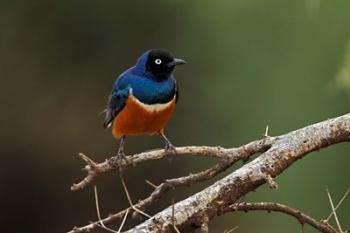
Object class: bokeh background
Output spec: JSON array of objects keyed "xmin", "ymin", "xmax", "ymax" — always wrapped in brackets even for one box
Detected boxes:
[{"xmin": 1, "ymin": 1, "xmax": 350, "ymax": 232}]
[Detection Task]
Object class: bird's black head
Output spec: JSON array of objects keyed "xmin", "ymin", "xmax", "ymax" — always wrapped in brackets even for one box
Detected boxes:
[{"xmin": 145, "ymin": 49, "xmax": 186, "ymax": 78}]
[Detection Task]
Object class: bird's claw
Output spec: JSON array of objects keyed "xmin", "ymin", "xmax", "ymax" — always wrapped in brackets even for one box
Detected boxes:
[
  {"xmin": 164, "ymin": 143, "xmax": 176, "ymax": 161},
  {"xmin": 111, "ymin": 150, "xmax": 127, "ymax": 172}
]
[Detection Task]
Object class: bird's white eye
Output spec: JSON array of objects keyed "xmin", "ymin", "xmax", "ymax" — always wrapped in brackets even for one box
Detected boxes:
[{"xmin": 155, "ymin": 59, "xmax": 162, "ymax": 65}]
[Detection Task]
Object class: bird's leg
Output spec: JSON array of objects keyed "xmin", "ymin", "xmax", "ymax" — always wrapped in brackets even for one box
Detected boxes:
[
  {"xmin": 115, "ymin": 135, "xmax": 127, "ymax": 171},
  {"xmin": 159, "ymin": 132, "xmax": 176, "ymax": 156}
]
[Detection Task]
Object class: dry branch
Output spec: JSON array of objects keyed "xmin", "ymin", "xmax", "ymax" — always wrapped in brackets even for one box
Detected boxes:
[
  {"xmin": 72, "ymin": 146, "xmax": 240, "ymax": 191},
  {"xmin": 227, "ymin": 202, "xmax": 338, "ymax": 233},
  {"xmin": 69, "ymin": 113, "xmax": 350, "ymax": 233},
  {"xmin": 70, "ymin": 138, "xmax": 275, "ymax": 233},
  {"xmin": 124, "ymin": 113, "xmax": 350, "ymax": 232}
]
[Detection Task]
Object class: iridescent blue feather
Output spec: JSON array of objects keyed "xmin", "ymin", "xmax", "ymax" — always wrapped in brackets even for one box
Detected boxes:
[{"xmin": 103, "ymin": 50, "xmax": 178, "ymax": 128}]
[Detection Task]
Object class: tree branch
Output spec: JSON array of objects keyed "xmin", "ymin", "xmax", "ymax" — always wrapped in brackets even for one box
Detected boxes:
[
  {"xmin": 124, "ymin": 113, "xmax": 350, "ymax": 232},
  {"xmin": 226, "ymin": 202, "xmax": 338, "ymax": 233},
  {"xmin": 69, "ymin": 138, "xmax": 275, "ymax": 232},
  {"xmin": 69, "ymin": 113, "xmax": 350, "ymax": 233},
  {"xmin": 71, "ymin": 146, "xmax": 251, "ymax": 191}
]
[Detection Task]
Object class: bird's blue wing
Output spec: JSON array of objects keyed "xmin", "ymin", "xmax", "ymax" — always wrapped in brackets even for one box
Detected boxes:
[
  {"xmin": 103, "ymin": 85, "xmax": 130, "ymax": 128},
  {"xmin": 175, "ymin": 80, "xmax": 179, "ymax": 103}
]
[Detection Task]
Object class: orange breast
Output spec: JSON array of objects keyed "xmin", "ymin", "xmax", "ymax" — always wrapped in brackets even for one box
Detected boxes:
[{"xmin": 112, "ymin": 94, "xmax": 176, "ymax": 139}]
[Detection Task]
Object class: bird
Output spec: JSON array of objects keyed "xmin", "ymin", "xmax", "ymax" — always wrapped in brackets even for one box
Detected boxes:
[{"xmin": 103, "ymin": 49, "xmax": 186, "ymax": 165}]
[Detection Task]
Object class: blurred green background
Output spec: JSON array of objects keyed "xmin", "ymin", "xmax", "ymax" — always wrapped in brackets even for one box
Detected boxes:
[{"xmin": 1, "ymin": 0, "xmax": 350, "ymax": 232}]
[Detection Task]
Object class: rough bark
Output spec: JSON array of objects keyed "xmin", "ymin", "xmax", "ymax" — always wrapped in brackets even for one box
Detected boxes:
[{"xmin": 124, "ymin": 113, "xmax": 350, "ymax": 233}]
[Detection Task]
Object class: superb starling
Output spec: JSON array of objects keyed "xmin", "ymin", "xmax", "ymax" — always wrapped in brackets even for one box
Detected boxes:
[{"xmin": 103, "ymin": 49, "xmax": 186, "ymax": 164}]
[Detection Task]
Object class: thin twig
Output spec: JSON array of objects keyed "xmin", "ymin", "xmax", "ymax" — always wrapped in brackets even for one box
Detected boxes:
[
  {"xmin": 119, "ymin": 172, "xmax": 151, "ymax": 219},
  {"xmin": 172, "ymin": 199, "xmax": 180, "ymax": 233},
  {"xmin": 224, "ymin": 226, "xmax": 239, "ymax": 233},
  {"xmin": 326, "ymin": 188, "xmax": 343, "ymax": 233},
  {"xmin": 80, "ymin": 153, "xmax": 98, "ymax": 170},
  {"xmin": 228, "ymin": 202, "xmax": 338, "ymax": 233},
  {"xmin": 94, "ymin": 186, "xmax": 103, "ymax": 224},
  {"xmin": 95, "ymin": 224, "xmax": 118, "ymax": 233},
  {"xmin": 326, "ymin": 187, "xmax": 350, "ymax": 222},
  {"xmin": 145, "ymin": 179, "xmax": 158, "ymax": 189},
  {"xmin": 70, "ymin": 208, "xmax": 130, "ymax": 233},
  {"xmin": 94, "ymin": 186, "xmax": 118, "ymax": 233},
  {"xmin": 117, "ymin": 209, "xmax": 129, "ymax": 233}
]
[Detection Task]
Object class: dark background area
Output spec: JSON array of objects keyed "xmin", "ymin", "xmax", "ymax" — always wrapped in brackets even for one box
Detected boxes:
[{"xmin": 1, "ymin": 1, "xmax": 350, "ymax": 232}]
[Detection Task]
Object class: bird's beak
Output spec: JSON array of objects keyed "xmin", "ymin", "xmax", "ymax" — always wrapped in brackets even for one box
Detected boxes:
[
  {"xmin": 167, "ymin": 58, "xmax": 186, "ymax": 67},
  {"xmin": 174, "ymin": 58, "xmax": 186, "ymax": 65}
]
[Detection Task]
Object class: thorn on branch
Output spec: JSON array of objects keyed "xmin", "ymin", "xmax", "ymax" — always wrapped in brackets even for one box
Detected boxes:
[
  {"xmin": 145, "ymin": 179, "xmax": 158, "ymax": 189},
  {"xmin": 79, "ymin": 153, "xmax": 99, "ymax": 170},
  {"xmin": 264, "ymin": 125, "xmax": 270, "ymax": 137}
]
